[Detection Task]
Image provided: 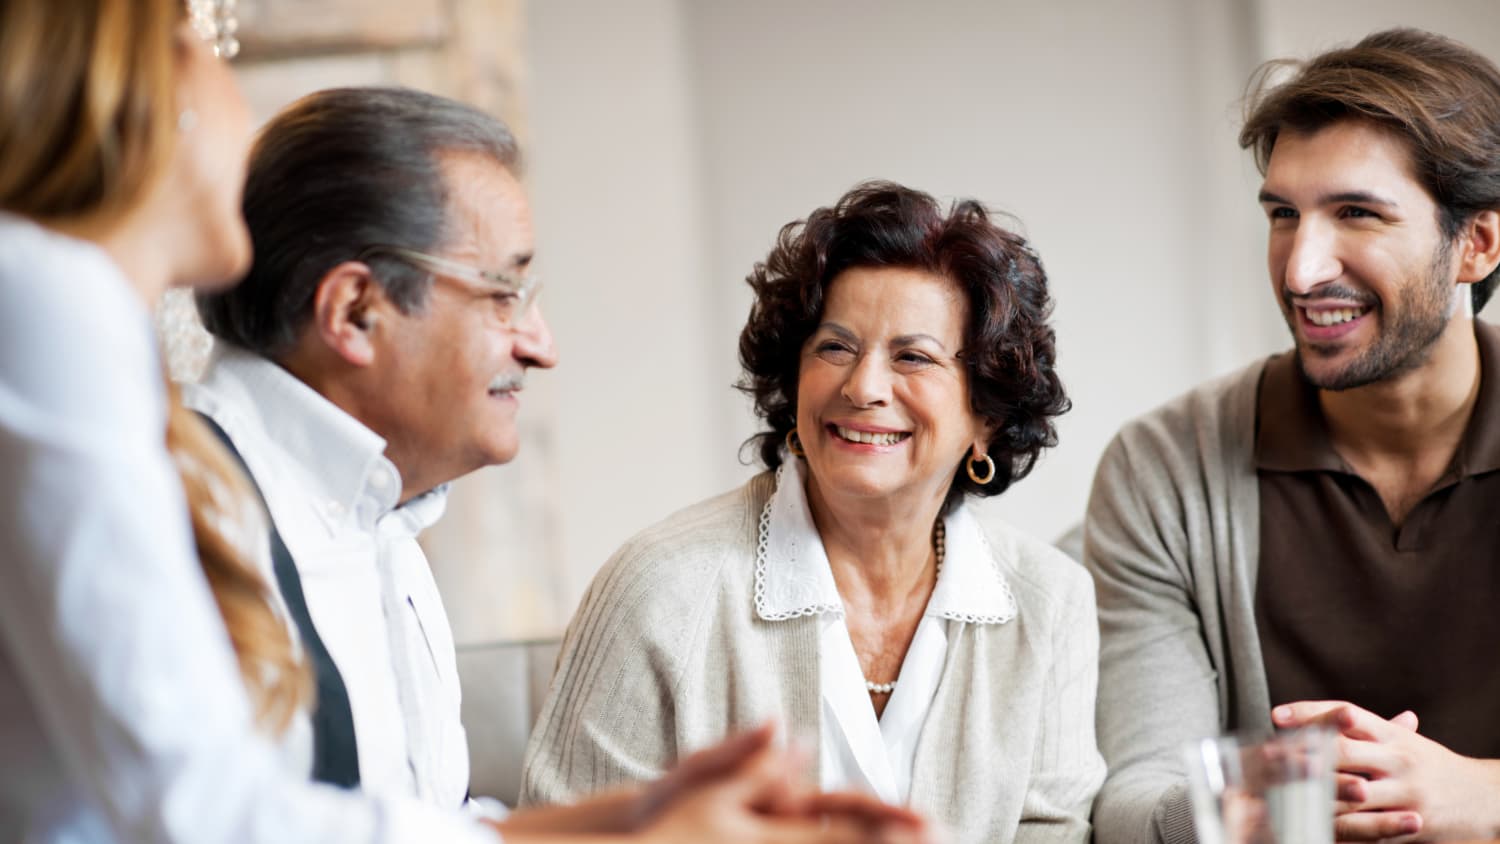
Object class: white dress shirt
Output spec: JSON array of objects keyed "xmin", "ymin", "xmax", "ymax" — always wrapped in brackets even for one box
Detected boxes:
[
  {"xmin": 0, "ymin": 213, "xmax": 496, "ymax": 843},
  {"xmin": 754, "ymin": 458, "xmax": 1018, "ymax": 803},
  {"xmin": 184, "ymin": 346, "xmax": 472, "ymax": 810}
]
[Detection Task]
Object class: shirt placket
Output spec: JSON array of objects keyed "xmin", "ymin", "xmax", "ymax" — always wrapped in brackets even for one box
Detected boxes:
[{"xmin": 372, "ymin": 518, "xmax": 435, "ymax": 802}]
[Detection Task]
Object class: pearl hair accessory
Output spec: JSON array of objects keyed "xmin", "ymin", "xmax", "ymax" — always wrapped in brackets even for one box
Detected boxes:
[
  {"xmin": 864, "ymin": 521, "xmax": 945, "ymax": 696},
  {"xmin": 186, "ymin": 0, "xmax": 240, "ymax": 58}
]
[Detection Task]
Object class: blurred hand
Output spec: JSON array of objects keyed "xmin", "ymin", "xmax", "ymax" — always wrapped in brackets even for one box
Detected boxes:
[
  {"xmin": 639, "ymin": 725, "xmax": 931, "ymax": 844},
  {"xmin": 632, "ymin": 722, "xmax": 791, "ymax": 825},
  {"xmin": 1273, "ymin": 701, "xmax": 1500, "ymax": 843},
  {"xmin": 495, "ymin": 722, "xmax": 933, "ymax": 844}
]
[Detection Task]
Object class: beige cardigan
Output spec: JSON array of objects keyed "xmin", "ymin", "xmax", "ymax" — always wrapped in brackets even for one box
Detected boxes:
[{"xmin": 520, "ymin": 473, "xmax": 1105, "ymax": 844}]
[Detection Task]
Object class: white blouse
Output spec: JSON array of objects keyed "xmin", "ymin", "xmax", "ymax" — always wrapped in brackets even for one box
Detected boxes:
[
  {"xmin": 0, "ymin": 214, "xmax": 496, "ymax": 843},
  {"xmin": 753, "ymin": 457, "xmax": 1017, "ymax": 803}
]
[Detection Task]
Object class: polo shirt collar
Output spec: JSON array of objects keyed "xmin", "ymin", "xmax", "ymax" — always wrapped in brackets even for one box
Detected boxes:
[
  {"xmin": 1254, "ymin": 350, "xmax": 1344, "ymax": 473},
  {"xmin": 753, "ymin": 457, "xmax": 1016, "ymax": 624},
  {"xmin": 1460, "ymin": 320, "xmax": 1500, "ymax": 476},
  {"xmin": 1255, "ymin": 320, "xmax": 1500, "ymax": 479}
]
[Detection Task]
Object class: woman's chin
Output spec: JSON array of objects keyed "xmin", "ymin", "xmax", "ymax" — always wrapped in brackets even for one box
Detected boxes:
[
  {"xmin": 177, "ymin": 227, "xmax": 252, "ymax": 291},
  {"xmin": 807, "ymin": 463, "xmax": 910, "ymax": 503}
]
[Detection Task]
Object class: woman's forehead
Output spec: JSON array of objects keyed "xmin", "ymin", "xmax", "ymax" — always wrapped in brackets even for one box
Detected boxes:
[{"xmin": 820, "ymin": 266, "xmax": 967, "ymax": 340}]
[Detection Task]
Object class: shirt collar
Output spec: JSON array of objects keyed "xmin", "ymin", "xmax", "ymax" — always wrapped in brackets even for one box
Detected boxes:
[
  {"xmin": 196, "ymin": 344, "xmax": 448, "ymax": 533},
  {"xmin": 1254, "ymin": 350, "xmax": 1345, "ymax": 473},
  {"xmin": 1462, "ymin": 319, "xmax": 1500, "ymax": 476},
  {"xmin": 1256, "ymin": 320, "xmax": 1500, "ymax": 479},
  {"xmin": 754, "ymin": 458, "xmax": 1016, "ymax": 624}
]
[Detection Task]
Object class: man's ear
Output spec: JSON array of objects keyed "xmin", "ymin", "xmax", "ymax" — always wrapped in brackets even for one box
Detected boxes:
[
  {"xmin": 1457, "ymin": 209, "xmax": 1500, "ymax": 284},
  {"xmin": 310, "ymin": 261, "xmax": 387, "ymax": 367}
]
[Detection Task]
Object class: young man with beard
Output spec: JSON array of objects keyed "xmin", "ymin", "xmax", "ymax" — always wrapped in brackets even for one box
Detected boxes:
[{"xmin": 1085, "ymin": 29, "xmax": 1500, "ymax": 844}]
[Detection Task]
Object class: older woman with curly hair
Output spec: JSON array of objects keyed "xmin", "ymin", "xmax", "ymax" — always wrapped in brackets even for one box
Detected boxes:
[{"xmin": 521, "ymin": 181, "xmax": 1105, "ymax": 842}]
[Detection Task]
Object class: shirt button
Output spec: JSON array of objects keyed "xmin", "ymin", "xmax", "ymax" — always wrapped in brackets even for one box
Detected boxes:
[
  {"xmin": 326, "ymin": 500, "xmax": 345, "ymax": 520},
  {"xmin": 369, "ymin": 469, "xmax": 391, "ymax": 491}
]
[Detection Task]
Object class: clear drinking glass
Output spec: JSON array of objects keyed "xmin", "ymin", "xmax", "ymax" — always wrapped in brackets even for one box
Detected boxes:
[{"xmin": 1183, "ymin": 727, "xmax": 1336, "ymax": 844}]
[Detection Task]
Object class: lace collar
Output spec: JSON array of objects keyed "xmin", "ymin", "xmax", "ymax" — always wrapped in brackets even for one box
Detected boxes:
[{"xmin": 754, "ymin": 458, "xmax": 1017, "ymax": 625}]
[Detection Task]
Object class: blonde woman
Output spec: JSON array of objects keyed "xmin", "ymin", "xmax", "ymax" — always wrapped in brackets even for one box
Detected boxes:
[
  {"xmin": 0, "ymin": 1, "xmax": 431, "ymax": 839},
  {"xmin": 0, "ymin": 3, "xmax": 928, "ymax": 842}
]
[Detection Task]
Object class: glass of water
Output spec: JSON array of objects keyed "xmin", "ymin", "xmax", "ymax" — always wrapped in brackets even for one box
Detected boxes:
[{"xmin": 1183, "ymin": 727, "xmax": 1337, "ymax": 844}]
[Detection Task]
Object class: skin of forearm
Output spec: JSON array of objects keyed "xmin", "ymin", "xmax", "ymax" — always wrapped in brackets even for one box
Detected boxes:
[
  {"xmin": 486, "ymin": 824, "xmax": 625, "ymax": 844},
  {"xmin": 493, "ymin": 787, "xmax": 645, "ymax": 837}
]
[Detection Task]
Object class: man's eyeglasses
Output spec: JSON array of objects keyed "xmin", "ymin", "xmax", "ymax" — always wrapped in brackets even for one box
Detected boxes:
[{"xmin": 357, "ymin": 245, "xmax": 542, "ymax": 327}]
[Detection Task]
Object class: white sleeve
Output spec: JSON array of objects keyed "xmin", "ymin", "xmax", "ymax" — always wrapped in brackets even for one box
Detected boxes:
[{"xmin": 0, "ymin": 230, "xmax": 499, "ymax": 844}]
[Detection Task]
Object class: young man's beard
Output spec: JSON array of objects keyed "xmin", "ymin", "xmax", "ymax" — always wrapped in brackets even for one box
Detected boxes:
[{"xmin": 1292, "ymin": 246, "xmax": 1457, "ymax": 391}]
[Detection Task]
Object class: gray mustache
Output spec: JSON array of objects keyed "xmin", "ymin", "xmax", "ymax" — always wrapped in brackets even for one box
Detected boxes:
[{"xmin": 488, "ymin": 374, "xmax": 525, "ymax": 392}]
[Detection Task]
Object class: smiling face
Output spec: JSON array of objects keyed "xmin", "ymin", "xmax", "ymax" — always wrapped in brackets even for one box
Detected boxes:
[
  {"xmin": 795, "ymin": 266, "xmax": 990, "ymax": 511},
  {"xmin": 1260, "ymin": 120, "xmax": 1464, "ymax": 390},
  {"xmin": 367, "ymin": 151, "xmax": 557, "ymax": 493}
]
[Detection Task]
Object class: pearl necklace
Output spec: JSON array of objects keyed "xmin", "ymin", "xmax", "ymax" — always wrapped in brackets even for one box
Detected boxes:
[{"xmin": 864, "ymin": 521, "xmax": 945, "ymax": 696}]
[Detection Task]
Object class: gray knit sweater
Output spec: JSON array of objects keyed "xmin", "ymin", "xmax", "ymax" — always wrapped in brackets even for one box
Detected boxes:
[
  {"xmin": 1083, "ymin": 360, "xmax": 1273, "ymax": 844},
  {"xmin": 520, "ymin": 472, "xmax": 1105, "ymax": 844}
]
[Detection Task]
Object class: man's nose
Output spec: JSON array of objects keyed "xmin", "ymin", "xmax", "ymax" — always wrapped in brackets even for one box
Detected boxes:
[
  {"xmin": 512, "ymin": 303, "xmax": 558, "ymax": 369},
  {"xmin": 1282, "ymin": 219, "xmax": 1343, "ymax": 295}
]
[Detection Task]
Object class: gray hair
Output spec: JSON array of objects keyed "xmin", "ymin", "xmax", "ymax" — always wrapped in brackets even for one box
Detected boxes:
[{"xmin": 196, "ymin": 86, "xmax": 521, "ymax": 357}]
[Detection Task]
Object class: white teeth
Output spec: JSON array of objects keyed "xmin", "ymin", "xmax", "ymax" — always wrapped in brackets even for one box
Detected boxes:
[
  {"xmin": 834, "ymin": 425, "xmax": 906, "ymax": 446},
  {"xmin": 488, "ymin": 375, "xmax": 523, "ymax": 393},
  {"xmin": 1305, "ymin": 307, "xmax": 1367, "ymax": 327}
]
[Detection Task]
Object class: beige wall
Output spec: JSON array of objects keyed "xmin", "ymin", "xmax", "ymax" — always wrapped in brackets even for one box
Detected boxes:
[
  {"xmin": 526, "ymin": 0, "xmax": 1500, "ymax": 614},
  {"xmin": 1258, "ymin": 0, "xmax": 1500, "ymax": 58},
  {"xmin": 524, "ymin": 0, "xmax": 728, "ymax": 612}
]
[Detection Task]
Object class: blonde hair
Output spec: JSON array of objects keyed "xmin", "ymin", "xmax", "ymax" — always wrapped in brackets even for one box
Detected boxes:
[
  {"xmin": 167, "ymin": 386, "xmax": 313, "ymax": 733},
  {"xmin": 0, "ymin": 0, "xmax": 178, "ymax": 226},
  {"xmin": 1, "ymin": 0, "xmax": 312, "ymax": 731}
]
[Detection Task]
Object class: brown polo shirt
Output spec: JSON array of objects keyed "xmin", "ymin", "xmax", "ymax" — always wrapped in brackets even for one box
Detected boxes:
[{"xmin": 1255, "ymin": 321, "xmax": 1500, "ymax": 758}]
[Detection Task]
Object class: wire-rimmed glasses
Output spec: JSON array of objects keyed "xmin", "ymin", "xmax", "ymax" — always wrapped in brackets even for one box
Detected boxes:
[{"xmin": 357, "ymin": 245, "xmax": 542, "ymax": 327}]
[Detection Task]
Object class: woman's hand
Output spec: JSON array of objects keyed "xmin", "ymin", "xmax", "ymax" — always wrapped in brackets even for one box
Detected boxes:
[
  {"xmin": 638, "ymin": 725, "xmax": 930, "ymax": 844},
  {"xmin": 498, "ymin": 722, "xmax": 932, "ymax": 843},
  {"xmin": 501, "ymin": 723, "xmax": 814, "ymax": 834},
  {"xmin": 631, "ymin": 722, "xmax": 794, "ymax": 825}
]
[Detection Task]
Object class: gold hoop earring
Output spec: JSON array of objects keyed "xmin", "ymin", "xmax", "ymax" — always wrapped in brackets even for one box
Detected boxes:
[
  {"xmin": 967, "ymin": 452, "xmax": 996, "ymax": 484},
  {"xmin": 786, "ymin": 428, "xmax": 805, "ymax": 458}
]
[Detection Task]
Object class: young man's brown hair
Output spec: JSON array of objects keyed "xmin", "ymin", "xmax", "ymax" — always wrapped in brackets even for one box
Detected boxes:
[{"xmin": 1240, "ymin": 27, "xmax": 1500, "ymax": 311}]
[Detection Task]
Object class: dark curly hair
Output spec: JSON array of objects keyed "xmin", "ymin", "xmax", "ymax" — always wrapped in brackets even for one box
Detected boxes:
[{"xmin": 737, "ymin": 180, "xmax": 1069, "ymax": 515}]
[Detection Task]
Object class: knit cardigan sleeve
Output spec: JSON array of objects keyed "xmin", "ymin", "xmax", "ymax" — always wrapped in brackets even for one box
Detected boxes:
[
  {"xmin": 1082, "ymin": 362, "xmax": 1266, "ymax": 844},
  {"xmin": 1013, "ymin": 546, "xmax": 1107, "ymax": 844},
  {"xmin": 516, "ymin": 485, "xmax": 758, "ymax": 807}
]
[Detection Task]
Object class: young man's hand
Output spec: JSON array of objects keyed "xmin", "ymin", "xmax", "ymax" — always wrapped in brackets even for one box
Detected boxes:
[{"xmin": 1274, "ymin": 701, "xmax": 1500, "ymax": 843}]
